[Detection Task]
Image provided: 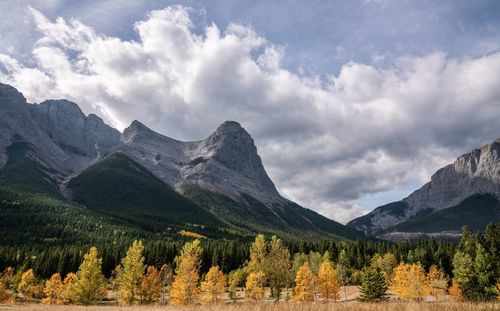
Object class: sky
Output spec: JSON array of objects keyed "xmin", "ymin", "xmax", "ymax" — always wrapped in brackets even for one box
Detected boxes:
[{"xmin": 1, "ymin": 0, "xmax": 500, "ymax": 223}]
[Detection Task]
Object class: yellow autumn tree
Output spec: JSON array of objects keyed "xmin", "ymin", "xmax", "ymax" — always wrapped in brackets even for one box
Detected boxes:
[
  {"xmin": 18, "ymin": 269, "xmax": 42, "ymax": 301},
  {"xmin": 245, "ymin": 271, "xmax": 266, "ymax": 301},
  {"xmin": 41, "ymin": 273, "xmax": 64, "ymax": 304},
  {"xmin": 293, "ymin": 262, "xmax": 314, "ymax": 302},
  {"xmin": 390, "ymin": 262, "xmax": 429, "ymax": 300},
  {"xmin": 201, "ymin": 266, "xmax": 227, "ymax": 303},
  {"xmin": 138, "ymin": 266, "xmax": 162, "ymax": 304},
  {"xmin": 0, "ymin": 280, "xmax": 14, "ymax": 304},
  {"xmin": 427, "ymin": 265, "xmax": 448, "ymax": 300},
  {"xmin": 448, "ymin": 278, "xmax": 463, "ymax": 302},
  {"xmin": 72, "ymin": 246, "xmax": 106, "ymax": 305},
  {"xmin": 170, "ymin": 239, "xmax": 202, "ymax": 305},
  {"xmin": 228, "ymin": 268, "xmax": 245, "ymax": 302},
  {"xmin": 317, "ymin": 259, "xmax": 340, "ymax": 302},
  {"xmin": 61, "ymin": 272, "xmax": 77, "ymax": 304},
  {"xmin": 116, "ymin": 240, "xmax": 146, "ymax": 305},
  {"xmin": 247, "ymin": 234, "xmax": 268, "ymax": 274}
]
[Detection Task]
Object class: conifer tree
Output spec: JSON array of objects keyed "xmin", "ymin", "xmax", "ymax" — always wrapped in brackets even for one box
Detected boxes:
[
  {"xmin": 358, "ymin": 267, "xmax": 388, "ymax": 302},
  {"xmin": 265, "ymin": 236, "xmax": 291, "ymax": 301},
  {"xmin": 138, "ymin": 266, "xmax": 162, "ymax": 304},
  {"xmin": 453, "ymin": 250, "xmax": 476, "ymax": 300},
  {"xmin": 293, "ymin": 262, "xmax": 314, "ymax": 302},
  {"xmin": 317, "ymin": 259, "xmax": 340, "ymax": 302},
  {"xmin": 201, "ymin": 266, "xmax": 226, "ymax": 303},
  {"xmin": 41, "ymin": 273, "xmax": 64, "ymax": 304},
  {"xmin": 159, "ymin": 263, "xmax": 173, "ymax": 304},
  {"xmin": 170, "ymin": 239, "xmax": 202, "ymax": 305},
  {"xmin": 116, "ymin": 240, "xmax": 146, "ymax": 304},
  {"xmin": 390, "ymin": 262, "xmax": 428, "ymax": 300},
  {"xmin": 245, "ymin": 271, "xmax": 266, "ymax": 301},
  {"xmin": 72, "ymin": 246, "xmax": 106, "ymax": 305}
]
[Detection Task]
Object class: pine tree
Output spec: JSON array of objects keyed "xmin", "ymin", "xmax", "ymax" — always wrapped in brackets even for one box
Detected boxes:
[
  {"xmin": 245, "ymin": 271, "xmax": 266, "ymax": 301},
  {"xmin": 170, "ymin": 239, "xmax": 202, "ymax": 305},
  {"xmin": 72, "ymin": 246, "xmax": 106, "ymax": 305},
  {"xmin": 265, "ymin": 236, "xmax": 291, "ymax": 301},
  {"xmin": 138, "ymin": 266, "xmax": 162, "ymax": 304},
  {"xmin": 358, "ymin": 267, "xmax": 388, "ymax": 302},
  {"xmin": 293, "ymin": 262, "xmax": 314, "ymax": 302},
  {"xmin": 41, "ymin": 273, "xmax": 64, "ymax": 304},
  {"xmin": 474, "ymin": 242, "xmax": 496, "ymax": 300},
  {"xmin": 201, "ymin": 266, "xmax": 226, "ymax": 303},
  {"xmin": 317, "ymin": 259, "xmax": 340, "ymax": 302},
  {"xmin": 453, "ymin": 250, "xmax": 476, "ymax": 300},
  {"xmin": 159, "ymin": 263, "xmax": 173, "ymax": 304},
  {"xmin": 116, "ymin": 240, "xmax": 146, "ymax": 304},
  {"xmin": 427, "ymin": 265, "xmax": 448, "ymax": 300},
  {"xmin": 390, "ymin": 262, "xmax": 429, "ymax": 300}
]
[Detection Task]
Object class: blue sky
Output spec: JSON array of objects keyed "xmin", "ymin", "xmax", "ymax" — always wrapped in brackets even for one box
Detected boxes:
[{"xmin": 1, "ymin": 0, "xmax": 500, "ymax": 222}]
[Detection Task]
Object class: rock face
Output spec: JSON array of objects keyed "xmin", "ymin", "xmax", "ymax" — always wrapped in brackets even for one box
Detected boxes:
[
  {"xmin": 120, "ymin": 120, "xmax": 280, "ymax": 205},
  {"xmin": 0, "ymin": 83, "xmax": 121, "ymax": 180},
  {"xmin": 347, "ymin": 139, "xmax": 500, "ymax": 237}
]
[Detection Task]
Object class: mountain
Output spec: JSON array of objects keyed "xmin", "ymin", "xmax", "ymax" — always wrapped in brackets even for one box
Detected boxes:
[
  {"xmin": 0, "ymin": 83, "xmax": 363, "ymax": 243},
  {"xmin": 347, "ymin": 139, "xmax": 500, "ymax": 240}
]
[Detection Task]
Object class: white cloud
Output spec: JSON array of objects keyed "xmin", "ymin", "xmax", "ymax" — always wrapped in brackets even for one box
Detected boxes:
[{"xmin": 1, "ymin": 6, "xmax": 500, "ymax": 224}]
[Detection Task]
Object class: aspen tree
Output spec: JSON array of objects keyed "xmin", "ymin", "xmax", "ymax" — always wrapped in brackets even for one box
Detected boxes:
[
  {"xmin": 139, "ymin": 266, "xmax": 162, "ymax": 304},
  {"xmin": 245, "ymin": 271, "xmax": 266, "ymax": 301},
  {"xmin": 170, "ymin": 239, "xmax": 202, "ymax": 305},
  {"xmin": 265, "ymin": 236, "xmax": 291, "ymax": 301},
  {"xmin": 390, "ymin": 262, "xmax": 429, "ymax": 300},
  {"xmin": 62, "ymin": 272, "xmax": 77, "ymax": 304},
  {"xmin": 72, "ymin": 246, "xmax": 106, "ymax": 305},
  {"xmin": 116, "ymin": 240, "xmax": 146, "ymax": 304},
  {"xmin": 201, "ymin": 266, "xmax": 226, "ymax": 303},
  {"xmin": 427, "ymin": 265, "xmax": 448, "ymax": 300},
  {"xmin": 448, "ymin": 278, "xmax": 463, "ymax": 302},
  {"xmin": 293, "ymin": 262, "xmax": 314, "ymax": 302},
  {"xmin": 317, "ymin": 259, "xmax": 340, "ymax": 302},
  {"xmin": 41, "ymin": 273, "xmax": 64, "ymax": 304},
  {"xmin": 247, "ymin": 234, "xmax": 267, "ymax": 274},
  {"xmin": 228, "ymin": 268, "xmax": 245, "ymax": 302},
  {"xmin": 0, "ymin": 281, "xmax": 14, "ymax": 304},
  {"xmin": 18, "ymin": 269, "xmax": 42, "ymax": 301}
]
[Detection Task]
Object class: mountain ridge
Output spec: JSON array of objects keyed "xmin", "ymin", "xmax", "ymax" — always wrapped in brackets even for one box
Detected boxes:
[
  {"xmin": 347, "ymin": 138, "xmax": 500, "ymax": 239},
  {"xmin": 0, "ymin": 82, "xmax": 363, "ymax": 241}
]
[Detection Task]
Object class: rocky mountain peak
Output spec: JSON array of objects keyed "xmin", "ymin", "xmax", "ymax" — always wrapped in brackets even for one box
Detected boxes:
[{"xmin": 0, "ymin": 83, "xmax": 27, "ymax": 105}]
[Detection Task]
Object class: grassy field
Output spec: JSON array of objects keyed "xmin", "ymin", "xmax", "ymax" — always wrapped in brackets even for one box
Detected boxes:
[{"xmin": 0, "ymin": 302, "xmax": 498, "ymax": 311}]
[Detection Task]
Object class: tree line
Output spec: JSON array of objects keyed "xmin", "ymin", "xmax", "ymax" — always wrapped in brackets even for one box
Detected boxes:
[{"xmin": 0, "ymin": 224, "xmax": 498, "ymax": 304}]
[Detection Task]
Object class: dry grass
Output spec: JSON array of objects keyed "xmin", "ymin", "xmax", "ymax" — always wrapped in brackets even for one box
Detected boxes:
[{"xmin": 0, "ymin": 302, "xmax": 498, "ymax": 311}]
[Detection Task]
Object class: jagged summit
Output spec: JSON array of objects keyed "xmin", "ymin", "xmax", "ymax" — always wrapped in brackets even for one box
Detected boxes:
[
  {"xmin": 0, "ymin": 83, "xmax": 364, "ymax": 241},
  {"xmin": 0, "ymin": 83, "xmax": 27, "ymax": 105},
  {"xmin": 348, "ymin": 137, "xmax": 500, "ymax": 239}
]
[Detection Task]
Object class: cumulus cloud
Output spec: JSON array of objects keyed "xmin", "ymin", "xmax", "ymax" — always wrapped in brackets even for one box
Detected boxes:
[{"xmin": 1, "ymin": 6, "xmax": 500, "ymax": 223}]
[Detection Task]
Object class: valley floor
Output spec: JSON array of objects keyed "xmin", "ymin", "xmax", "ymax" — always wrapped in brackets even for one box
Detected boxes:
[{"xmin": 0, "ymin": 302, "xmax": 497, "ymax": 311}]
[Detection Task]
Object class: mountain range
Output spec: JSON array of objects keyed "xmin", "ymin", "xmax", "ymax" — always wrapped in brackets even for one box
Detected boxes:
[
  {"xmin": 1, "ymin": 82, "xmax": 498, "ymax": 244},
  {"xmin": 0, "ymin": 83, "xmax": 364, "ymax": 244},
  {"xmin": 347, "ymin": 138, "xmax": 500, "ymax": 240}
]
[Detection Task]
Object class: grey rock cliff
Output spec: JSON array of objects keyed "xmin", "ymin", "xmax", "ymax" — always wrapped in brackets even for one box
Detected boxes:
[
  {"xmin": 119, "ymin": 120, "xmax": 282, "ymax": 205},
  {"xmin": 348, "ymin": 138, "xmax": 500, "ymax": 235}
]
